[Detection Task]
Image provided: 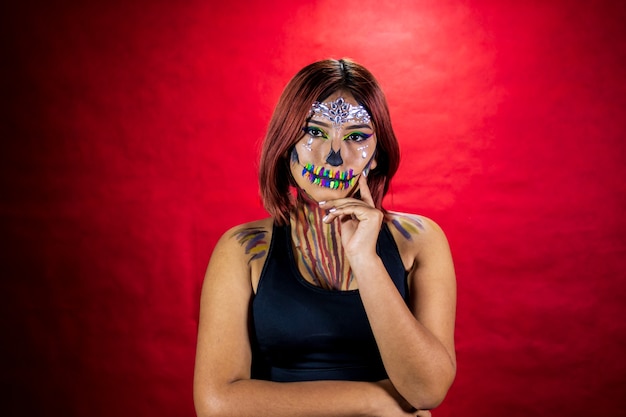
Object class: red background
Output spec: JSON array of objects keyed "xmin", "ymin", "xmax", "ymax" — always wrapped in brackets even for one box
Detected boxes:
[{"xmin": 2, "ymin": 0, "xmax": 626, "ymax": 416}]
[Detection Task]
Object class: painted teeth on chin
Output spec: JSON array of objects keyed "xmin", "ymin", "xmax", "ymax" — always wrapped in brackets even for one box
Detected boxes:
[
  {"xmin": 303, "ymin": 163, "xmax": 354, "ymax": 179},
  {"xmin": 301, "ymin": 163, "xmax": 358, "ymax": 190},
  {"xmin": 302, "ymin": 171, "xmax": 357, "ymax": 190}
]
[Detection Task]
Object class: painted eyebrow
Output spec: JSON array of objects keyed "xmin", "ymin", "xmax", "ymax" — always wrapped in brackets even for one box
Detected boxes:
[
  {"xmin": 309, "ymin": 120, "xmax": 372, "ymax": 130},
  {"xmin": 345, "ymin": 124, "xmax": 373, "ymax": 130},
  {"xmin": 308, "ymin": 120, "xmax": 331, "ymax": 128}
]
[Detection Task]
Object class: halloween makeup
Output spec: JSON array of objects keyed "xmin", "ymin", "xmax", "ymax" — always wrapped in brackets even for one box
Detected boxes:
[
  {"xmin": 290, "ymin": 93, "xmax": 376, "ymax": 198},
  {"xmin": 325, "ymin": 148, "xmax": 343, "ymax": 166},
  {"xmin": 233, "ymin": 227, "xmax": 269, "ymax": 263},
  {"xmin": 291, "ymin": 199, "xmax": 354, "ymax": 290},
  {"xmin": 309, "ymin": 97, "xmax": 371, "ymax": 128},
  {"xmin": 301, "ymin": 163, "xmax": 357, "ymax": 190},
  {"xmin": 390, "ymin": 215, "xmax": 426, "ymax": 241},
  {"xmin": 303, "ymin": 136, "xmax": 314, "ymax": 151},
  {"xmin": 301, "ymin": 125, "xmax": 374, "ymax": 144},
  {"xmin": 357, "ymin": 144, "xmax": 369, "ymax": 159}
]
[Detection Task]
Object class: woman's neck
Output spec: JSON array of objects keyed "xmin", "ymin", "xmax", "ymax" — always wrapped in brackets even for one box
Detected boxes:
[{"xmin": 290, "ymin": 192, "xmax": 354, "ymax": 290}]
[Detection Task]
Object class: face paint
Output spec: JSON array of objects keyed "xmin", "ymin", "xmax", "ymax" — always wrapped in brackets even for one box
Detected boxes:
[
  {"xmin": 303, "ymin": 136, "xmax": 314, "ymax": 151},
  {"xmin": 361, "ymin": 151, "xmax": 376, "ymax": 177},
  {"xmin": 309, "ymin": 97, "xmax": 371, "ymax": 128},
  {"xmin": 289, "ymin": 92, "xmax": 377, "ymax": 202},
  {"xmin": 325, "ymin": 148, "xmax": 343, "ymax": 166},
  {"xmin": 291, "ymin": 147, "xmax": 299, "ymax": 163},
  {"xmin": 301, "ymin": 162, "xmax": 357, "ymax": 190},
  {"xmin": 357, "ymin": 144, "xmax": 369, "ymax": 159}
]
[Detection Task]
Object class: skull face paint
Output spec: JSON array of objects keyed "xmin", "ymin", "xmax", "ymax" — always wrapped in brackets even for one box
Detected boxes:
[
  {"xmin": 301, "ymin": 163, "xmax": 357, "ymax": 190},
  {"xmin": 290, "ymin": 91, "xmax": 377, "ymax": 201}
]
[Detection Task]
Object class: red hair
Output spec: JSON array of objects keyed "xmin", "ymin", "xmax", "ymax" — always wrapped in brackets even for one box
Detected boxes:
[{"xmin": 259, "ymin": 58, "xmax": 400, "ymax": 224}]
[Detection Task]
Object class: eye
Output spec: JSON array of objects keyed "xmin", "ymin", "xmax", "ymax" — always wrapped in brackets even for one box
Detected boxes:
[
  {"xmin": 344, "ymin": 131, "xmax": 372, "ymax": 142},
  {"xmin": 303, "ymin": 126, "xmax": 327, "ymax": 138}
]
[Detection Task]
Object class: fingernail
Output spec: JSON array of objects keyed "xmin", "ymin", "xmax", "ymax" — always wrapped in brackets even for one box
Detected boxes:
[
  {"xmin": 328, "ymin": 207, "xmax": 337, "ymax": 213},
  {"xmin": 318, "ymin": 201, "xmax": 326, "ymax": 206},
  {"xmin": 322, "ymin": 215, "xmax": 329, "ymax": 222}
]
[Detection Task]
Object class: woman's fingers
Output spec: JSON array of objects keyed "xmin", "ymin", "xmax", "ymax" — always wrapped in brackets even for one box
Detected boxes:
[
  {"xmin": 357, "ymin": 173, "xmax": 375, "ymax": 207},
  {"xmin": 318, "ymin": 174, "xmax": 374, "ymax": 211},
  {"xmin": 321, "ymin": 201, "xmax": 382, "ymax": 224},
  {"xmin": 321, "ymin": 204, "xmax": 360, "ymax": 223},
  {"xmin": 318, "ymin": 174, "xmax": 379, "ymax": 224}
]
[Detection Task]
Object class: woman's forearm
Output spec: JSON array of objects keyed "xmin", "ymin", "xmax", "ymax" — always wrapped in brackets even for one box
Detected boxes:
[
  {"xmin": 194, "ymin": 378, "xmax": 406, "ymax": 417},
  {"xmin": 350, "ymin": 257, "xmax": 456, "ymax": 410}
]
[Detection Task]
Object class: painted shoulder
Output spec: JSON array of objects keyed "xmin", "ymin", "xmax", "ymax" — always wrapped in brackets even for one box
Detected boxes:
[
  {"xmin": 385, "ymin": 211, "xmax": 450, "ymax": 270},
  {"xmin": 385, "ymin": 211, "xmax": 430, "ymax": 241},
  {"xmin": 224, "ymin": 217, "xmax": 274, "ymax": 265}
]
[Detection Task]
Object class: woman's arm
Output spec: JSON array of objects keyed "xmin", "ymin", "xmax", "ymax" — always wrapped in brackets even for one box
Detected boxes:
[
  {"xmin": 353, "ymin": 217, "xmax": 457, "ymax": 409},
  {"xmin": 193, "ymin": 224, "xmax": 420, "ymax": 417},
  {"xmin": 321, "ymin": 176, "xmax": 457, "ymax": 410}
]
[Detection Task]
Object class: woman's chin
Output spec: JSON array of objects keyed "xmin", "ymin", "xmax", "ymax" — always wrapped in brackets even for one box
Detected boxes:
[{"xmin": 296, "ymin": 183, "xmax": 359, "ymax": 203}]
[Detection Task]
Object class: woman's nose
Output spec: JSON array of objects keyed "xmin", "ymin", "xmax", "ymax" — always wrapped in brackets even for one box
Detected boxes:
[
  {"xmin": 326, "ymin": 147, "xmax": 343, "ymax": 166},
  {"xmin": 325, "ymin": 133, "xmax": 344, "ymax": 166}
]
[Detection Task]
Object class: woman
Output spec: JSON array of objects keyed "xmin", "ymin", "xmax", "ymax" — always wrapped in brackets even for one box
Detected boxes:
[{"xmin": 193, "ymin": 58, "xmax": 456, "ymax": 417}]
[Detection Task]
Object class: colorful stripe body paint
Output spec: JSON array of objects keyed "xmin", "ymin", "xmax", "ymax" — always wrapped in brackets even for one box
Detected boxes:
[
  {"xmin": 233, "ymin": 227, "xmax": 269, "ymax": 264},
  {"xmin": 390, "ymin": 215, "xmax": 426, "ymax": 241},
  {"xmin": 292, "ymin": 201, "xmax": 353, "ymax": 290}
]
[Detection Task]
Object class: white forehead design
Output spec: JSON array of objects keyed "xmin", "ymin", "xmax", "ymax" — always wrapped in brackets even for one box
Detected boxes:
[{"xmin": 309, "ymin": 97, "xmax": 371, "ymax": 128}]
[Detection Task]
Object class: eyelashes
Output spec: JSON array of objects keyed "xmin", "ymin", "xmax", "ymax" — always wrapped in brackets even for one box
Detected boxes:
[
  {"xmin": 302, "ymin": 126, "xmax": 328, "ymax": 139},
  {"xmin": 302, "ymin": 126, "xmax": 373, "ymax": 142},
  {"xmin": 344, "ymin": 132, "xmax": 373, "ymax": 142}
]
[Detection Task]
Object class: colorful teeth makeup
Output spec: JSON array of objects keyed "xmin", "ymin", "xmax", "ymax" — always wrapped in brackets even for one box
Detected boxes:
[{"xmin": 300, "ymin": 163, "xmax": 357, "ymax": 190}]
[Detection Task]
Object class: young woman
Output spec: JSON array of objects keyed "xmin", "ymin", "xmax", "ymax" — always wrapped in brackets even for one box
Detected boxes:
[{"xmin": 193, "ymin": 58, "xmax": 456, "ymax": 417}]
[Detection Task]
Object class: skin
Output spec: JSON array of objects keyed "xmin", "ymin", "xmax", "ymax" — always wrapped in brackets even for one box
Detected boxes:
[
  {"xmin": 193, "ymin": 92, "xmax": 456, "ymax": 417},
  {"xmin": 290, "ymin": 92, "xmax": 378, "ymax": 203}
]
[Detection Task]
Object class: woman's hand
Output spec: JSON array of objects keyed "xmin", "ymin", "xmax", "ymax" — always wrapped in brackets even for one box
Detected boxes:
[{"xmin": 320, "ymin": 174, "xmax": 383, "ymax": 260}]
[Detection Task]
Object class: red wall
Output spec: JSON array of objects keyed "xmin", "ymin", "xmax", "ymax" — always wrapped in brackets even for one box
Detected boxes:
[{"xmin": 3, "ymin": 0, "xmax": 625, "ymax": 416}]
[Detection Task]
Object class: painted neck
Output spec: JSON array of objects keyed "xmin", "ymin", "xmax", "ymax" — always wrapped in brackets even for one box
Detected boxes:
[{"xmin": 290, "ymin": 190, "xmax": 354, "ymax": 290}]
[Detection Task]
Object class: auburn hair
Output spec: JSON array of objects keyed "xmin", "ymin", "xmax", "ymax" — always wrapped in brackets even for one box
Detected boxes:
[{"xmin": 259, "ymin": 58, "xmax": 400, "ymax": 225}]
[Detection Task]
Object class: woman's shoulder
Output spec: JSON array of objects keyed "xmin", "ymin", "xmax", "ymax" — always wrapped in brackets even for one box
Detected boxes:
[
  {"xmin": 214, "ymin": 217, "xmax": 274, "ymax": 265},
  {"xmin": 384, "ymin": 211, "xmax": 450, "ymax": 268},
  {"xmin": 227, "ymin": 217, "xmax": 274, "ymax": 236},
  {"xmin": 385, "ymin": 211, "xmax": 446, "ymax": 239}
]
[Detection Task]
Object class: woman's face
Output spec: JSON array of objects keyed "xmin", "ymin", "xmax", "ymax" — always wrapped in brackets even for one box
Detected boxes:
[{"xmin": 290, "ymin": 91, "xmax": 377, "ymax": 202}]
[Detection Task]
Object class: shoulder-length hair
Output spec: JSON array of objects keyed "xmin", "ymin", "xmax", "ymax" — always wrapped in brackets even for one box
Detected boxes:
[{"xmin": 259, "ymin": 58, "xmax": 400, "ymax": 225}]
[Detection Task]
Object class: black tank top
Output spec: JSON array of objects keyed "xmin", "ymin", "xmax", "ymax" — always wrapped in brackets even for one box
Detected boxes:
[{"xmin": 250, "ymin": 222, "xmax": 409, "ymax": 382}]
